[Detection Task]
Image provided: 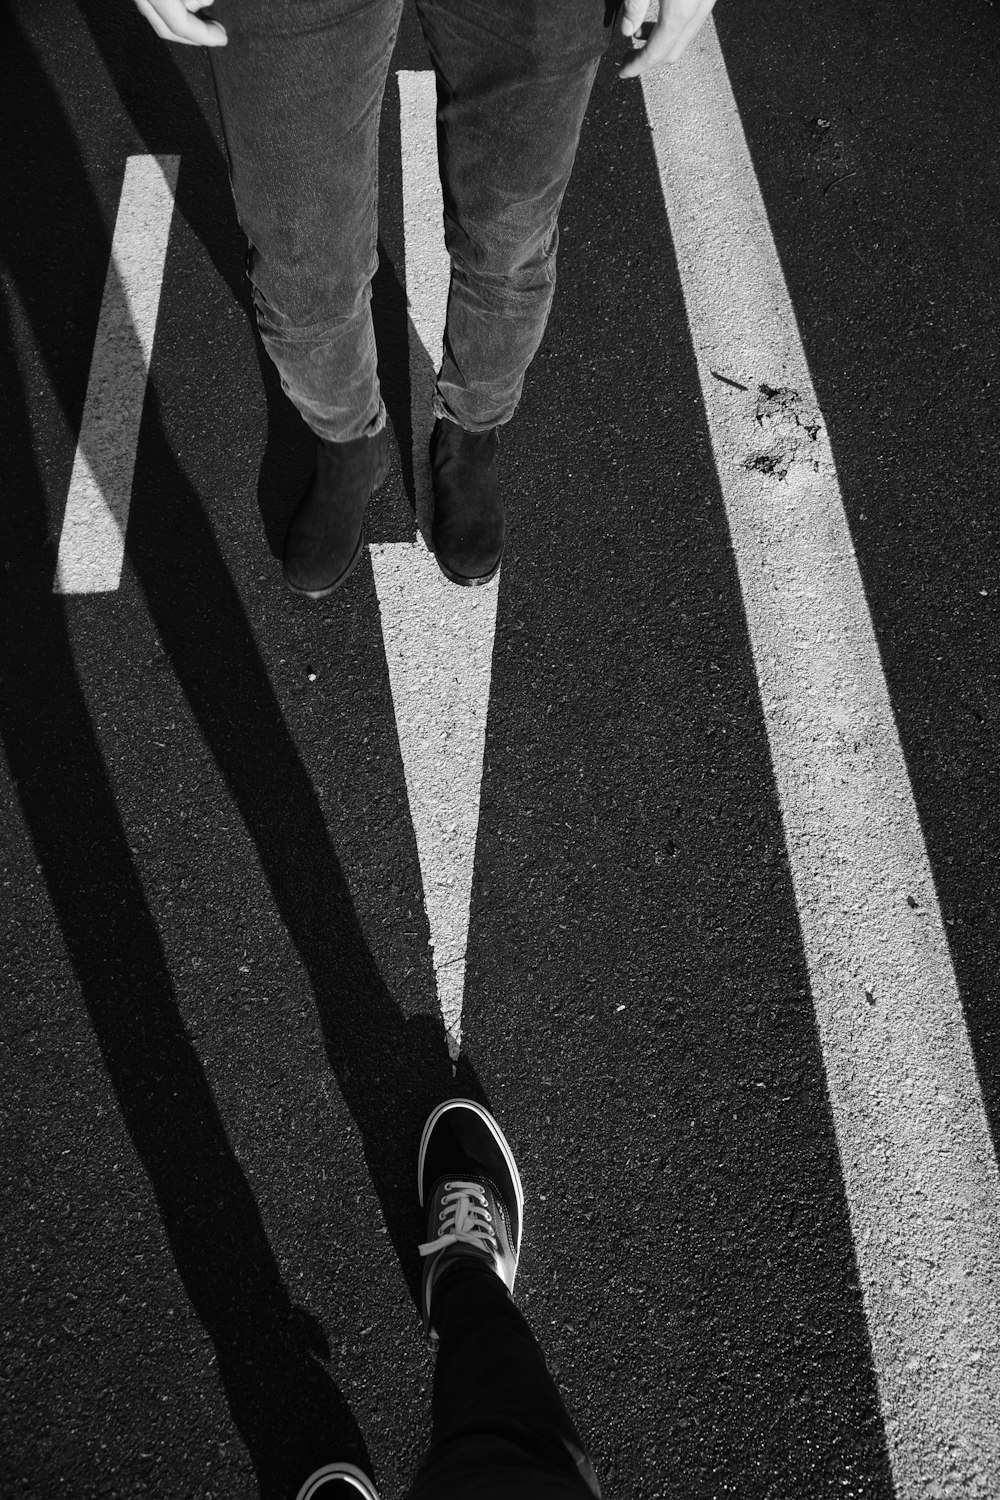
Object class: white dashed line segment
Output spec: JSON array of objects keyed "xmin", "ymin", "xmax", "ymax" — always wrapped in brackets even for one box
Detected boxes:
[
  {"xmin": 369, "ymin": 544, "xmax": 498, "ymax": 1058},
  {"xmin": 643, "ymin": 24, "xmax": 1000, "ymax": 1494},
  {"xmin": 397, "ymin": 69, "xmax": 449, "ymax": 535},
  {"xmin": 53, "ymin": 154, "xmax": 179, "ymax": 595},
  {"xmin": 371, "ymin": 73, "xmax": 499, "ymax": 1058}
]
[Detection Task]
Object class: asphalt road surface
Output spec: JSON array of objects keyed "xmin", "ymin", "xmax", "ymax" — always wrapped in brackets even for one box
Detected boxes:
[{"xmin": 2, "ymin": 2, "xmax": 999, "ymax": 1498}]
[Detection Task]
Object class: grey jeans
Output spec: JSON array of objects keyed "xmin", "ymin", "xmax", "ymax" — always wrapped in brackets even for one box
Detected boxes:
[{"xmin": 208, "ymin": 0, "xmax": 614, "ymax": 441}]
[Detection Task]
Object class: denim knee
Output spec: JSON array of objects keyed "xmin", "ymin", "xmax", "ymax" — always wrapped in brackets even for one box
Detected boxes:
[
  {"xmin": 248, "ymin": 245, "xmax": 376, "ymax": 341},
  {"xmin": 443, "ymin": 212, "xmax": 558, "ymax": 294}
]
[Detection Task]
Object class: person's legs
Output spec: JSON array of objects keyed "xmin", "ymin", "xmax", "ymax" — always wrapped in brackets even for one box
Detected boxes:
[
  {"xmin": 406, "ymin": 1100, "xmax": 600, "ymax": 1500},
  {"xmin": 293, "ymin": 1100, "xmax": 598, "ymax": 1500},
  {"xmin": 207, "ymin": 0, "xmax": 404, "ymax": 442},
  {"xmin": 406, "ymin": 1266, "xmax": 600, "ymax": 1500},
  {"xmin": 416, "ymin": 0, "xmax": 615, "ymax": 432}
]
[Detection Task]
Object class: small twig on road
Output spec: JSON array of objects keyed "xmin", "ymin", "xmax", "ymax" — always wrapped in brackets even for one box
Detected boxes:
[
  {"xmin": 824, "ymin": 170, "xmax": 859, "ymax": 195},
  {"xmin": 710, "ymin": 369, "xmax": 749, "ymax": 391}
]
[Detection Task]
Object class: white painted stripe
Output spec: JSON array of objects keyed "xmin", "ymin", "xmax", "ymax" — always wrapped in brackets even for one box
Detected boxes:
[
  {"xmin": 54, "ymin": 154, "xmax": 179, "ymax": 594},
  {"xmin": 397, "ymin": 69, "xmax": 449, "ymax": 533},
  {"xmin": 370, "ymin": 541, "xmax": 498, "ymax": 1057},
  {"xmin": 373, "ymin": 72, "xmax": 499, "ymax": 1058},
  {"xmin": 642, "ymin": 25, "xmax": 1000, "ymax": 1493}
]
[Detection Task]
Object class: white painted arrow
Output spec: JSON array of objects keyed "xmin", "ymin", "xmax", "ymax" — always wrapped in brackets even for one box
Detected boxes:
[
  {"xmin": 371, "ymin": 541, "xmax": 498, "ymax": 1056},
  {"xmin": 370, "ymin": 70, "xmax": 499, "ymax": 1057}
]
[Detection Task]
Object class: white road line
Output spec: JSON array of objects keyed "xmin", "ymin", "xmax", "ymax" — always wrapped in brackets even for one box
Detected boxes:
[
  {"xmin": 371, "ymin": 72, "xmax": 499, "ymax": 1058},
  {"xmin": 643, "ymin": 24, "xmax": 1000, "ymax": 1494},
  {"xmin": 369, "ymin": 547, "xmax": 498, "ymax": 1056},
  {"xmin": 53, "ymin": 154, "xmax": 179, "ymax": 595},
  {"xmin": 397, "ymin": 69, "xmax": 450, "ymax": 533}
]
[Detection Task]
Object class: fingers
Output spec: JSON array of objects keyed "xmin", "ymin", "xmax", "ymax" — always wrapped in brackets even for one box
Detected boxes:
[
  {"xmin": 133, "ymin": 0, "xmax": 228, "ymax": 46},
  {"xmin": 618, "ymin": 0, "xmax": 716, "ymax": 78},
  {"xmin": 665, "ymin": 0, "xmax": 716, "ymax": 60},
  {"xmin": 619, "ymin": 0, "xmax": 650, "ymax": 39}
]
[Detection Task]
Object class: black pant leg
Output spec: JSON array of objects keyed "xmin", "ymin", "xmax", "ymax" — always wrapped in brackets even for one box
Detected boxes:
[{"xmin": 405, "ymin": 1266, "xmax": 600, "ymax": 1500}]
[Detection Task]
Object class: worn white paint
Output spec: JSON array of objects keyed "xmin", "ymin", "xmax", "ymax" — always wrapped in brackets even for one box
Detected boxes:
[
  {"xmin": 370, "ymin": 541, "xmax": 498, "ymax": 1057},
  {"xmin": 371, "ymin": 72, "xmax": 499, "ymax": 1058},
  {"xmin": 54, "ymin": 154, "xmax": 179, "ymax": 594},
  {"xmin": 398, "ymin": 69, "xmax": 449, "ymax": 536},
  {"xmin": 643, "ymin": 24, "xmax": 1000, "ymax": 1493}
]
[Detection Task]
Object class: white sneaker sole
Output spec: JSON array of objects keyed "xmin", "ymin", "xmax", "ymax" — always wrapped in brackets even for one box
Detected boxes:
[{"xmin": 295, "ymin": 1461, "xmax": 380, "ymax": 1500}]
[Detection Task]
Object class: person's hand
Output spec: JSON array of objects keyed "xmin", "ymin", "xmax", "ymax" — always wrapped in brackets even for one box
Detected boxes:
[
  {"xmin": 617, "ymin": 0, "xmax": 716, "ymax": 78},
  {"xmin": 131, "ymin": 0, "xmax": 228, "ymax": 46}
]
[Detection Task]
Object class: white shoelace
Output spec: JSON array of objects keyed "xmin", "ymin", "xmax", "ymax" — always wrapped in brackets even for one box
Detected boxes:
[{"xmin": 418, "ymin": 1180, "xmax": 497, "ymax": 1259}]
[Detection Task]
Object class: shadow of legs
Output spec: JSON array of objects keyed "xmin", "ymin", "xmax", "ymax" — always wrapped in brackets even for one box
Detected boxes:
[
  {"xmin": 0, "ymin": 304, "xmax": 369, "ymax": 1499},
  {"xmin": 129, "ymin": 393, "xmax": 488, "ymax": 1306}
]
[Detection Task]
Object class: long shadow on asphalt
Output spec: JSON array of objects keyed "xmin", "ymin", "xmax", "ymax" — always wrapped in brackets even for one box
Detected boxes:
[{"xmin": 1, "ymin": 12, "xmax": 473, "ymax": 1495}]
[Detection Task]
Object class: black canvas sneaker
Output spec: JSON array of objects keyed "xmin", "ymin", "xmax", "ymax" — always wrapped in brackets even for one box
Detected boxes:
[
  {"xmin": 294, "ymin": 1461, "xmax": 380, "ymax": 1500},
  {"xmin": 417, "ymin": 1099, "xmax": 524, "ymax": 1340}
]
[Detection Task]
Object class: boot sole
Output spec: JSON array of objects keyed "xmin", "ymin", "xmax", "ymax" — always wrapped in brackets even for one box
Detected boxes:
[
  {"xmin": 283, "ymin": 452, "xmax": 390, "ymax": 601},
  {"xmin": 284, "ymin": 525, "xmax": 365, "ymax": 601},
  {"xmin": 433, "ymin": 544, "xmax": 504, "ymax": 589}
]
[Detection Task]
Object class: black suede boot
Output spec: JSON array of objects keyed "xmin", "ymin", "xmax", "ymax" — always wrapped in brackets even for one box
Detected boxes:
[
  {"xmin": 429, "ymin": 417, "xmax": 505, "ymax": 587},
  {"xmin": 283, "ymin": 427, "xmax": 391, "ymax": 599}
]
